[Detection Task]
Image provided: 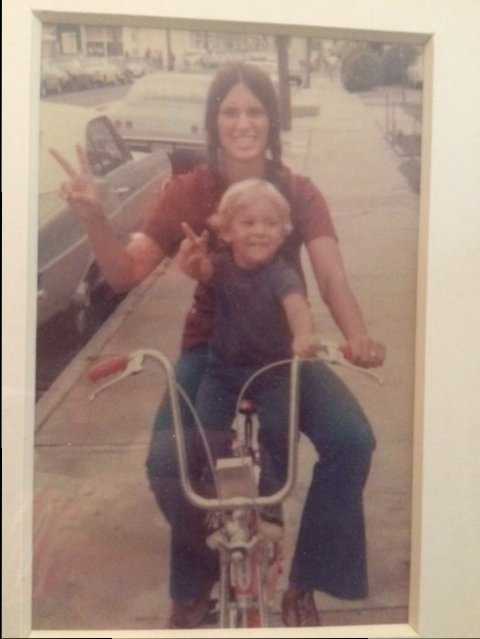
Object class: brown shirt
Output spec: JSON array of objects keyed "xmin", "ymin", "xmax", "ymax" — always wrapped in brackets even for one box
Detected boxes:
[{"xmin": 140, "ymin": 162, "xmax": 337, "ymax": 351}]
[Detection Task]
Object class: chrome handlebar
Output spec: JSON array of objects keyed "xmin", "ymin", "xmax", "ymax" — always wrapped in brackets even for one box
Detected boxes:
[
  {"xmin": 88, "ymin": 348, "xmax": 301, "ymax": 511},
  {"xmin": 88, "ymin": 343, "xmax": 381, "ymax": 511}
]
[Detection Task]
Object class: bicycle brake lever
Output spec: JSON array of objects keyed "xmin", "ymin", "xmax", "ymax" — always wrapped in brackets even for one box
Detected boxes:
[
  {"xmin": 318, "ymin": 342, "xmax": 384, "ymax": 384},
  {"xmin": 318, "ymin": 342, "xmax": 343, "ymax": 362},
  {"xmin": 88, "ymin": 350, "xmax": 146, "ymax": 400}
]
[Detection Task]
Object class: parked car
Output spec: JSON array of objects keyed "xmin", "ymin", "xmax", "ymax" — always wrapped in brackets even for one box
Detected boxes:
[
  {"xmin": 125, "ymin": 56, "xmax": 152, "ymax": 78},
  {"xmin": 109, "ymin": 56, "xmax": 135, "ymax": 83},
  {"xmin": 199, "ymin": 51, "xmax": 245, "ymax": 69},
  {"xmin": 182, "ymin": 49, "xmax": 206, "ymax": 71},
  {"xmin": 37, "ymin": 102, "xmax": 171, "ymax": 331},
  {"xmin": 245, "ymin": 55, "xmax": 303, "ymax": 87},
  {"xmin": 56, "ymin": 56, "xmax": 96, "ymax": 90},
  {"xmin": 40, "ymin": 61, "xmax": 71, "ymax": 96},
  {"xmin": 198, "ymin": 51, "xmax": 227, "ymax": 69},
  {"xmin": 103, "ymin": 71, "xmax": 212, "ymax": 152},
  {"xmin": 81, "ymin": 56, "xmax": 122, "ymax": 86}
]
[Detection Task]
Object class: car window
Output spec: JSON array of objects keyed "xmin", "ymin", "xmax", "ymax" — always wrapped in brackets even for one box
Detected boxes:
[{"xmin": 86, "ymin": 117, "xmax": 131, "ymax": 176}]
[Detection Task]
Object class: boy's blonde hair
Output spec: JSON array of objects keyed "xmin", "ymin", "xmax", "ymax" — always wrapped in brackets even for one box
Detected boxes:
[{"xmin": 209, "ymin": 178, "xmax": 292, "ymax": 238}]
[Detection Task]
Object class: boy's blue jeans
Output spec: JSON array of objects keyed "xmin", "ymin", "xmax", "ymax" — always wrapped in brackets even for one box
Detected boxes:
[{"xmin": 146, "ymin": 345, "xmax": 376, "ymax": 601}]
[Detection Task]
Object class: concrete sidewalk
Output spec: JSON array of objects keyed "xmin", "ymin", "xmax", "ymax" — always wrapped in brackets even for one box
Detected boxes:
[{"xmin": 33, "ymin": 74, "xmax": 419, "ymax": 631}]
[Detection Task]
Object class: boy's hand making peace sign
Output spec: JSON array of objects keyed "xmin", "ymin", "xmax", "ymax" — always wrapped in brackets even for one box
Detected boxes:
[{"xmin": 177, "ymin": 222, "xmax": 213, "ymax": 282}]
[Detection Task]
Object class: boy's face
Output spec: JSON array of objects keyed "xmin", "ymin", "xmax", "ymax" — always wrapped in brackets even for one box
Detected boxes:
[{"xmin": 222, "ymin": 196, "xmax": 288, "ymax": 269}]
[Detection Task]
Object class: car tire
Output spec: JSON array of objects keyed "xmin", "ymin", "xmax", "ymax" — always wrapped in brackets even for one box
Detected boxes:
[
  {"xmin": 72, "ymin": 279, "xmax": 126, "ymax": 337},
  {"xmin": 73, "ymin": 305, "xmax": 89, "ymax": 335}
]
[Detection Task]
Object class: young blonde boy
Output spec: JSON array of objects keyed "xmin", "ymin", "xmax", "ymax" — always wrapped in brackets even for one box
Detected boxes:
[
  {"xmin": 180, "ymin": 177, "xmax": 319, "ymax": 361},
  {"xmin": 179, "ymin": 178, "xmax": 319, "ymax": 496}
]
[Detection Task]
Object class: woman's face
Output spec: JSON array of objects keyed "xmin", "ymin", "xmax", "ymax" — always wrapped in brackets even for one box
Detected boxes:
[{"xmin": 217, "ymin": 83, "xmax": 270, "ymax": 165}]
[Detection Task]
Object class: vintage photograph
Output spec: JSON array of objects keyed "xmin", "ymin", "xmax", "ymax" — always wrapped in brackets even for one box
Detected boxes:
[{"xmin": 33, "ymin": 14, "xmax": 424, "ymax": 631}]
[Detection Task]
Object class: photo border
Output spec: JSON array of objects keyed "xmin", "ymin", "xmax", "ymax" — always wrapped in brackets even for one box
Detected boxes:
[{"xmin": 3, "ymin": 1, "xmax": 480, "ymax": 638}]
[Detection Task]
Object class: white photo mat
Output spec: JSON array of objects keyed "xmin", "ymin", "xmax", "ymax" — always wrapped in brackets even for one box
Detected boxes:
[{"xmin": 3, "ymin": 1, "xmax": 480, "ymax": 638}]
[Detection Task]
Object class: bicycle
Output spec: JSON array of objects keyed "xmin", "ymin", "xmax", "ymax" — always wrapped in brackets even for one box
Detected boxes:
[{"xmin": 87, "ymin": 344, "xmax": 382, "ymax": 628}]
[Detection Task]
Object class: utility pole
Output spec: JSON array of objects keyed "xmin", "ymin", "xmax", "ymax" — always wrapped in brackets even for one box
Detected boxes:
[
  {"xmin": 275, "ymin": 35, "xmax": 291, "ymax": 131},
  {"xmin": 166, "ymin": 28, "xmax": 174, "ymax": 71},
  {"xmin": 304, "ymin": 37, "xmax": 312, "ymax": 88}
]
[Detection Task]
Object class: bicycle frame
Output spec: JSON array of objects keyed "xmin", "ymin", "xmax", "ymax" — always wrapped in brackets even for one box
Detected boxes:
[
  {"xmin": 169, "ymin": 354, "xmax": 302, "ymax": 512},
  {"xmin": 149, "ymin": 351, "xmax": 302, "ymax": 628},
  {"xmin": 88, "ymin": 343, "xmax": 382, "ymax": 628},
  {"xmin": 88, "ymin": 349, "xmax": 302, "ymax": 628}
]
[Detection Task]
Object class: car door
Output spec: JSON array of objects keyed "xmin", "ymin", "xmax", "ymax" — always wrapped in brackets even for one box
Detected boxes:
[
  {"xmin": 86, "ymin": 115, "xmax": 171, "ymax": 242},
  {"xmin": 37, "ymin": 107, "xmax": 170, "ymax": 327}
]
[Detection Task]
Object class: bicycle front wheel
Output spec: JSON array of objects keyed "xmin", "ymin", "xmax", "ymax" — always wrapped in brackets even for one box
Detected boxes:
[{"xmin": 231, "ymin": 550, "xmax": 269, "ymax": 628}]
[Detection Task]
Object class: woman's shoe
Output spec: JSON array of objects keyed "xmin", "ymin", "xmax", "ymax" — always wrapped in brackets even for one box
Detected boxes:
[
  {"xmin": 166, "ymin": 578, "xmax": 216, "ymax": 629},
  {"xmin": 281, "ymin": 584, "xmax": 321, "ymax": 627}
]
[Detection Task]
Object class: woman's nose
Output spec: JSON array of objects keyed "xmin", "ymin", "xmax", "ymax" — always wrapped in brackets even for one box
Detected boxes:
[{"xmin": 235, "ymin": 111, "xmax": 251, "ymax": 128}]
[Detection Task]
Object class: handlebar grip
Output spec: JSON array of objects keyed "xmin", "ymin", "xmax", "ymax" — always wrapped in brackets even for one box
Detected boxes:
[{"xmin": 87, "ymin": 356, "xmax": 129, "ymax": 381}]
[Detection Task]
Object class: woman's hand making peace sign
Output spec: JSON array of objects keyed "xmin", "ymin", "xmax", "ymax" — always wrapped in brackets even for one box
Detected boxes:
[
  {"xmin": 49, "ymin": 144, "xmax": 105, "ymax": 224},
  {"xmin": 48, "ymin": 142, "xmax": 163, "ymax": 292}
]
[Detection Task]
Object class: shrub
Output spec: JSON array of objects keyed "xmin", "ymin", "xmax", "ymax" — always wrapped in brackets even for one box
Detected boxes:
[
  {"xmin": 341, "ymin": 46, "xmax": 384, "ymax": 92},
  {"xmin": 383, "ymin": 44, "xmax": 419, "ymax": 85}
]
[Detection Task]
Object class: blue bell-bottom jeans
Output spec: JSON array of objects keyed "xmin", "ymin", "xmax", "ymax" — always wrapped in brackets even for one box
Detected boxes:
[{"xmin": 145, "ymin": 345, "xmax": 376, "ymax": 601}]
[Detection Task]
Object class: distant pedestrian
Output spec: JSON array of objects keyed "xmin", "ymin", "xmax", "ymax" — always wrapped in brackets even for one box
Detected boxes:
[{"xmin": 324, "ymin": 52, "xmax": 340, "ymax": 80}]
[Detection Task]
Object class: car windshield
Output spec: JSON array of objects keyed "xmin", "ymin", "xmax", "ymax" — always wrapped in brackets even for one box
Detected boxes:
[{"xmin": 126, "ymin": 73, "xmax": 211, "ymax": 104}]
